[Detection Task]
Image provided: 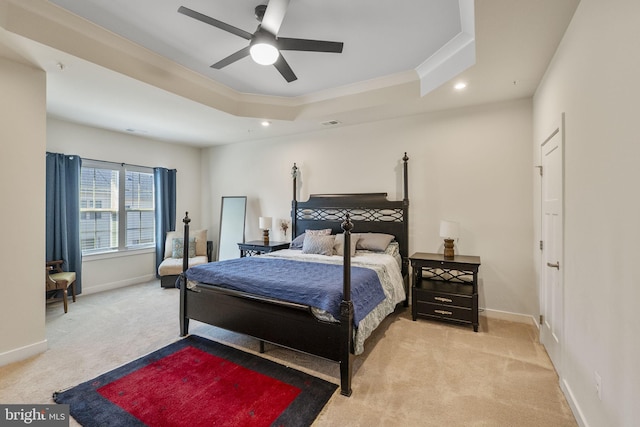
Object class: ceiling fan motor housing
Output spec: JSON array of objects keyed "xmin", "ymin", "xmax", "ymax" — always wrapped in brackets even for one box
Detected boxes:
[{"xmin": 255, "ymin": 5, "xmax": 267, "ymax": 22}]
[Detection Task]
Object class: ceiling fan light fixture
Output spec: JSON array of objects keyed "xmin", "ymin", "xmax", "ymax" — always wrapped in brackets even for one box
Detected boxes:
[
  {"xmin": 250, "ymin": 42, "xmax": 279, "ymax": 65},
  {"xmin": 179, "ymin": 4, "xmax": 343, "ymax": 82}
]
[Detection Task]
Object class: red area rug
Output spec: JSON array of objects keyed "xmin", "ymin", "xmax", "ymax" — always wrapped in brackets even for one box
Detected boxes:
[{"xmin": 54, "ymin": 335, "xmax": 337, "ymax": 426}]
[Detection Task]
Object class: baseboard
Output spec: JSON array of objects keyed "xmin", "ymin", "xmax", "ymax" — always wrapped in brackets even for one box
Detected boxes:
[
  {"xmin": 80, "ymin": 274, "xmax": 156, "ymax": 296},
  {"xmin": 480, "ymin": 308, "xmax": 538, "ymax": 328},
  {"xmin": 561, "ymin": 377, "xmax": 588, "ymax": 427},
  {"xmin": 0, "ymin": 339, "xmax": 48, "ymax": 367}
]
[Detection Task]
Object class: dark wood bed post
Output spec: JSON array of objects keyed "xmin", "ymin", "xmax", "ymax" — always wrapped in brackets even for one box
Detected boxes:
[
  {"xmin": 402, "ymin": 152, "xmax": 410, "ymax": 306},
  {"xmin": 340, "ymin": 214, "xmax": 354, "ymax": 396},
  {"xmin": 291, "ymin": 163, "xmax": 298, "ymax": 235},
  {"xmin": 403, "ymin": 152, "xmax": 409, "ymax": 203},
  {"xmin": 179, "ymin": 212, "xmax": 190, "ymax": 337}
]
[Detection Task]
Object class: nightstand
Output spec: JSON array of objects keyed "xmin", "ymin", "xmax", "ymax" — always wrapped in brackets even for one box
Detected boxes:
[
  {"xmin": 238, "ymin": 240, "xmax": 290, "ymax": 257},
  {"xmin": 409, "ymin": 252, "xmax": 481, "ymax": 332}
]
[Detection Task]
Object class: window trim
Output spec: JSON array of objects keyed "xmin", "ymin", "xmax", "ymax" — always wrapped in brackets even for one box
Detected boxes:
[{"xmin": 80, "ymin": 160, "xmax": 155, "ymax": 256}]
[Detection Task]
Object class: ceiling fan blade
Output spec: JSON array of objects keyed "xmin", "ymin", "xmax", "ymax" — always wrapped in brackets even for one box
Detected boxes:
[
  {"xmin": 178, "ymin": 6, "xmax": 253, "ymax": 40},
  {"xmin": 273, "ymin": 54, "xmax": 297, "ymax": 82},
  {"xmin": 277, "ymin": 37, "xmax": 344, "ymax": 53},
  {"xmin": 211, "ymin": 46, "xmax": 251, "ymax": 69},
  {"xmin": 261, "ymin": 0, "xmax": 291, "ymax": 35}
]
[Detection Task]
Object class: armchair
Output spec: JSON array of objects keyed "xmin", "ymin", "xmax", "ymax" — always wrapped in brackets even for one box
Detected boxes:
[
  {"xmin": 46, "ymin": 260, "xmax": 77, "ymax": 313},
  {"xmin": 158, "ymin": 229, "xmax": 213, "ymax": 288}
]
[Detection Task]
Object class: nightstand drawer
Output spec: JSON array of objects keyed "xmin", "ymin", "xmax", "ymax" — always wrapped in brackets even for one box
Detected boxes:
[
  {"xmin": 414, "ymin": 279, "xmax": 473, "ymax": 308},
  {"xmin": 414, "ymin": 289, "xmax": 472, "ymax": 308},
  {"xmin": 414, "ymin": 302, "xmax": 473, "ymax": 322}
]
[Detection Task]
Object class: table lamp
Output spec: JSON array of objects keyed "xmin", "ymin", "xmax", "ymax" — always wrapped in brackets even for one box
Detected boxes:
[
  {"xmin": 439, "ymin": 220, "xmax": 460, "ymax": 259},
  {"xmin": 259, "ymin": 216, "xmax": 272, "ymax": 244}
]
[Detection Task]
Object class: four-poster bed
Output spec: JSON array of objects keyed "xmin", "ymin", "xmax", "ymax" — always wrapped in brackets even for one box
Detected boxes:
[{"xmin": 178, "ymin": 153, "xmax": 409, "ymax": 396}]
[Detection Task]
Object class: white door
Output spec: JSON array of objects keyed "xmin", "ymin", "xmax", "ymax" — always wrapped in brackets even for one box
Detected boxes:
[{"xmin": 540, "ymin": 117, "xmax": 564, "ymax": 373}]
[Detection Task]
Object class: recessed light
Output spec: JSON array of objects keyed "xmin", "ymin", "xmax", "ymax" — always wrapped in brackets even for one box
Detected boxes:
[
  {"xmin": 261, "ymin": 120, "xmax": 271, "ymax": 127},
  {"xmin": 454, "ymin": 82, "xmax": 467, "ymax": 90}
]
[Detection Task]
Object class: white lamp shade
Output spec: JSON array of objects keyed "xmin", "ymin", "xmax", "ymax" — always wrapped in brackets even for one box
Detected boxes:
[
  {"xmin": 250, "ymin": 43, "xmax": 279, "ymax": 65},
  {"xmin": 259, "ymin": 217, "xmax": 272, "ymax": 230},
  {"xmin": 439, "ymin": 220, "xmax": 460, "ymax": 239}
]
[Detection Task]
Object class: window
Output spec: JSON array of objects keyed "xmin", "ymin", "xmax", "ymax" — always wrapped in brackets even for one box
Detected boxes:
[{"xmin": 80, "ymin": 160, "xmax": 155, "ymax": 255}]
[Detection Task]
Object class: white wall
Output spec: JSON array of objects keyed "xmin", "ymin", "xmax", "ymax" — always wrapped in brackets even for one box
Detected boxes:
[
  {"xmin": 0, "ymin": 58, "xmax": 47, "ymax": 364},
  {"xmin": 533, "ymin": 0, "xmax": 640, "ymax": 425},
  {"xmin": 204, "ymin": 98, "xmax": 536, "ymax": 320},
  {"xmin": 47, "ymin": 118, "xmax": 204, "ymax": 294}
]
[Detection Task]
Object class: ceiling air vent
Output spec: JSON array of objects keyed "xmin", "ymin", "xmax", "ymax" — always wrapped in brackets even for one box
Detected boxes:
[{"xmin": 321, "ymin": 120, "xmax": 341, "ymax": 126}]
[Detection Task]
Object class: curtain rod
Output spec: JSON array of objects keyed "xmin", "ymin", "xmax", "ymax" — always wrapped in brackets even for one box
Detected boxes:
[
  {"xmin": 82, "ymin": 157, "xmax": 176, "ymax": 172},
  {"xmin": 46, "ymin": 152, "xmax": 176, "ymax": 172}
]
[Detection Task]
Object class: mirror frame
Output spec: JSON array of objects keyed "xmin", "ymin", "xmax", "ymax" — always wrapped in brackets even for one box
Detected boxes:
[{"xmin": 217, "ymin": 196, "xmax": 247, "ymax": 261}]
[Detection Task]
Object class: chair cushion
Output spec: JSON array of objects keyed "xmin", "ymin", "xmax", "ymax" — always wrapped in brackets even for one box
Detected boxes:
[
  {"xmin": 49, "ymin": 272, "xmax": 76, "ymax": 286},
  {"xmin": 158, "ymin": 255, "xmax": 209, "ymax": 276}
]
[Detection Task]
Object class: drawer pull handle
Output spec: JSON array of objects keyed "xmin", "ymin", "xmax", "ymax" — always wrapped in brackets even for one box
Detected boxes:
[
  {"xmin": 434, "ymin": 297, "xmax": 453, "ymax": 303},
  {"xmin": 435, "ymin": 310, "xmax": 453, "ymax": 316}
]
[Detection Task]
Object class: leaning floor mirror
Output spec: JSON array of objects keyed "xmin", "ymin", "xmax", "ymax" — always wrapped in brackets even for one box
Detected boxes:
[{"xmin": 217, "ymin": 196, "xmax": 247, "ymax": 261}]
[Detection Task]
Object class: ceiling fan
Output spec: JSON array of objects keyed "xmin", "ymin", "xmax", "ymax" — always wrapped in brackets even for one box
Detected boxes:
[{"xmin": 178, "ymin": 0, "xmax": 344, "ymax": 82}]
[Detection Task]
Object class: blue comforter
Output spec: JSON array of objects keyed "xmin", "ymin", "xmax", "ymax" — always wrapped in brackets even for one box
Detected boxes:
[{"xmin": 185, "ymin": 257, "xmax": 385, "ymax": 325}]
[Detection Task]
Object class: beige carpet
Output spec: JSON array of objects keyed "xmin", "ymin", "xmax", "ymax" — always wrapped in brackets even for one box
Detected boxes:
[{"xmin": 0, "ymin": 280, "xmax": 577, "ymax": 426}]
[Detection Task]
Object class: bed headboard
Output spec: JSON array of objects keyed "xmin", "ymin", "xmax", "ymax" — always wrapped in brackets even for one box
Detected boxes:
[{"xmin": 290, "ymin": 154, "xmax": 409, "ymax": 276}]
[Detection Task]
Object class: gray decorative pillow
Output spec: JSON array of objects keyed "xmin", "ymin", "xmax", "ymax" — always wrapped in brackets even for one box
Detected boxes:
[
  {"xmin": 172, "ymin": 237, "xmax": 196, "ymax": 258},
  {"xmin": 334, "ymin": 233, "xmax": 360, "ymax": 256},
  {"xmin": 290, "ymin": 229, "xmax": 331, "ymax": 250},
  {"xmin": 356, "ymin": 233, "xmax": 395, "ymax": 252},
  {"xmin": 290, "ymin": 233, "xmax": 305, "ymax": 249},
  {"xmin": 302, "ymin": 234, "xmax": 335, "ymax": 256}
]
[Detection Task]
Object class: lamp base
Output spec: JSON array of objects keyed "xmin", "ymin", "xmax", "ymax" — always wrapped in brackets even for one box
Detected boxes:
[
  {"xmin": 262, "ymin": 229, "xmax": 270, "ymax": 245},
  {"xmin": 443, "ymin": 238, "xmax": 455, "ymax": 259}
]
